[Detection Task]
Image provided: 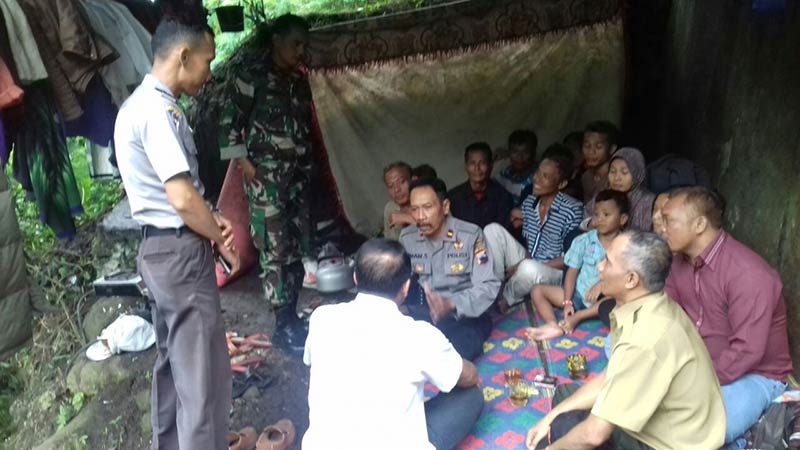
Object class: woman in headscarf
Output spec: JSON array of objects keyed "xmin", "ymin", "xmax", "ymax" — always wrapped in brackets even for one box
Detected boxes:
[{"xmin": 606, "ymin": 147, "xmax": 655, "ymax": 231}]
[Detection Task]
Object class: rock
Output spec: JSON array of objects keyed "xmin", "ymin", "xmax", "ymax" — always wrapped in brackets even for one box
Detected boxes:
[
  {"xmin": 82, "ymin": 296, "xmax": 142, "ymax": 340},
  {"xmin": 140, "ymin": 411, "xmax": 152, "ymax": 436},
  {"xmin": 32, "ymin": 401, "xmax": 99, "ymax": 450},
  {"xmin": 66, "ymin": 349, "xmax": 155, "ymax": 397},
  {"xmin": 135, "ymin": 388, "xmax": 150, "ymax": 412}
]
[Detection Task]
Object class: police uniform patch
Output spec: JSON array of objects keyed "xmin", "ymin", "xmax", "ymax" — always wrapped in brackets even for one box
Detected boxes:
[
  {"xmin": 453, "ymin": 240, "xmax": 464, "ymax": 250},
  {"xmin": 475, "ymin": 247, "xmax": 489, "ymax": 265},
  {"xmin": 166, "ymin": 105, "xmax": 183, "ymax": 129},
  {"xmin": 450, "ymin": 263, "xmax": 465, "ymax": 273},
  {"xmin": 446, "ymin": 229, "xmax": 454, "ymax": 238},
  {"xmin": 415, "ymin": 264, "xmax": 424, "ymax": 273}
]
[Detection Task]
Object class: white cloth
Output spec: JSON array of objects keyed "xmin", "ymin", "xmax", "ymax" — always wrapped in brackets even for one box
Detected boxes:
[
  {"xmin": 115, "ymin": 74, "xmax": 204, "ymax": 228},
  {"xmin": 483, "ymin": 223, "xmax": 563, "ymax": 306},
  {"xmin": 0, "ymin": 0, "xmax": 47, "ymax": 83},
  {"xmin": 86, "ymin": 314, "xmax": 156, "ymax": 361},
  {"xmin": 303, "ymin": 293, "xmax": 463, "ymax": 450},
  {"xmin": 81, "ymin": 0, "xmax": 152, "ymax": 107}
]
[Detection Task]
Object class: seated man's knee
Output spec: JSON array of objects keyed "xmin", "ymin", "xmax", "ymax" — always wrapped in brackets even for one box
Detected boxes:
[
  {"xmin": 483, "ymin": 223, "xmax": 505, "ymax": 244},
  {"xmin": 463, "ymin": 385, "xmax": 484, "ymax": 414},
  {"xmin": 516, "ymin": 259, "xmax": 541, "ymax": 279}
]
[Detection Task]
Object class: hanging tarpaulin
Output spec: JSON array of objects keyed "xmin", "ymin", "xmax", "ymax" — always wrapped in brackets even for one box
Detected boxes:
[{"xmin": 306, "ymin": 0, "xmax": 623, "ymax": 234}]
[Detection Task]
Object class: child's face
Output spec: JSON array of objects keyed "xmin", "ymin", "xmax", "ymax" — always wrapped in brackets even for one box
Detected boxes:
[
  {"xmin": 582, "ymin": 132, "xmax": 612, "ymax": 169},
  {"xmin": 593, "ymin": 200, "xmax": 627, "ymax": 235},
  {"xmin": 509, "ymin": 144, "xmax": 534, "ymax": 172},
  {"xmin": 608, "ymin": 158, "xmax": 635, "ymax": 192}
]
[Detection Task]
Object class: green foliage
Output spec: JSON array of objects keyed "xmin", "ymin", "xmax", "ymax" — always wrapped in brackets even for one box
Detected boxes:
[{"xmin": 56, "ymin": 392, "xmax": 86, "ymax": 430}]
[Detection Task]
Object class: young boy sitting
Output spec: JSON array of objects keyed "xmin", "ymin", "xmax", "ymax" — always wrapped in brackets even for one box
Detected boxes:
[{"xmin": 525, "ymin": 190, "xmax": 629, "ymax": 340}]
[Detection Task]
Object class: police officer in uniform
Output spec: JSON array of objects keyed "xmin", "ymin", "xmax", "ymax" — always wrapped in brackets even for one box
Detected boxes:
[
  {"xmin": 400, "ymin": 178, "xmax": 500, "ymax": 360},
  {"xmin": 115, "ymin": 17, "xmax": 239, "ymax": 450}
]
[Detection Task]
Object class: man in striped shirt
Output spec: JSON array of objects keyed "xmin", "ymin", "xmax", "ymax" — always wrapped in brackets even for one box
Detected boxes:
[{"xmin": 484, "ymin": 155, "xmax": 583, "ymax": 309}]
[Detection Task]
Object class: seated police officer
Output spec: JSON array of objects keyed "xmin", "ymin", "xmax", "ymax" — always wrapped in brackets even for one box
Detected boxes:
[{"xmin": 400, "ymin": 178, "xmax": 501, "ymax": 360}]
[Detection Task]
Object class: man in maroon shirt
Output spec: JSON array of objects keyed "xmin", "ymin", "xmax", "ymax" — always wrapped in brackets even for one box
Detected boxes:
[{"xmin": 661, "ymin": 186, "xmax": 793, "ymax": 445}]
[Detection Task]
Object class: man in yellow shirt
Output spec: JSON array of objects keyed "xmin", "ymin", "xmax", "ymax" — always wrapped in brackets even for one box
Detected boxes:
[{"xmin": 527, "ymin": 231, "xmax": 725, "ymax": 450}]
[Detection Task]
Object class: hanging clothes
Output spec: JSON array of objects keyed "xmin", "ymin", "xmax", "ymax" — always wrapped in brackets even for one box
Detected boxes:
[
  {"xmin": 82, "ymin": 0, "xmax": 152, "ymax": 107},
  {"xmin": 64, "ymin": 74, "xmax": 117, "ymax": 146},
  {"xmin": 17, "ymin": 0, "xmax": 118, "ymax": 121},
  {"xmin": 0, "ymin": 0, "xmax": 47, "ymax": 83},
  {"xmin": 0, "ymin": 118, "xmax": 6, "ymax": 166},
  {"xmin": 13, "ymin": 82, "xmax": 83, "ymax": 239},
  {"xmin": 0, "ymin": 58, "xmax": 22, "ymax": 109}
]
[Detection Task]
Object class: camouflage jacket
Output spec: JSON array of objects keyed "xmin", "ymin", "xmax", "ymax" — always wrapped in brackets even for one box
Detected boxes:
[{"xmin": 218, "ymin": 55, "xmax": 313, "ymax": 170}]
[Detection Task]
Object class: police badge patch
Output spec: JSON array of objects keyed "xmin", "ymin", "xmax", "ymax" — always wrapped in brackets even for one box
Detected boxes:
[
  {"xmin": 166, "ymin": 105, "xmax": 183, "ymax": 130},
  {"xmin": 474, "ymin": 247, "xmax": 489, "ymax": 265}
]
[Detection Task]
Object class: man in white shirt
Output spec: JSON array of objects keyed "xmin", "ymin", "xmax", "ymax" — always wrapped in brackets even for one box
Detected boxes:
[{"xmin": 303, "ymin": 239, "xmax": 484, "ymax": 450}]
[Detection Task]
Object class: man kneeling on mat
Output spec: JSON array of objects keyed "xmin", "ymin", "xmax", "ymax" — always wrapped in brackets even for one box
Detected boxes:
[
  {"xmin": 526, "ymin": 232, "xmax": 725, "ymax": 450},
  {"xmin": 303, "ymin": 239, "xmax": 483, "ymax": 450}
]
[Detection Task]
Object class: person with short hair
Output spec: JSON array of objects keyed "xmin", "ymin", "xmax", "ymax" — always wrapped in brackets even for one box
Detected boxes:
[
  {"xmin": 400, "ymin": 178, "xmax": 500, "ymax": 360},
  {"xmin": 484, "ymin": 156, "xmax": 583, "ymax": 310},
  {"xmin": 448, "ymin": 142, "xmax": 514, "ymax": 230},
  {"xmin": 662, "ymin": 186, "xmax": 793, "ymax": 445},
  {"xmin": 650, "ymin": 191, "xmax": 670, "ymax": 237},
  {"xmin": 496, "ymin": 129, "xmax": 538, "ymax": 205},
  {"xmin": 581, "ymin": 120, "xmax": 619, "ymax": 204},
  {"xmin": 526, "ymin": 232, "xmax": 726, "ymax": 450},
  {"xmin": 383, "ymin": 161, "xmax": 414, "ymax": 240},
  {"xmin": 525, "ymin": 190, "xmax": 629, "ymax": 340},
  {"xmin": 217, "ymin": 13, "xmax": 313, "ymax": 353},
  {"xmin": 303, "ymin": 239, "xmax": 484, "ymax": 450},
  {"xmin": 412, "ymin": 164, "xmax": 438, "ymax": 181},
  {"xmin": 115, "ymin": 15, "xmax": 241, "ymax": 450}
]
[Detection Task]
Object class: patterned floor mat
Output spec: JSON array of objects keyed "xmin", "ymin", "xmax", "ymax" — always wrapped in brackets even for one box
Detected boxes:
[{"xmin": 426, "ymin": 306, "xmax": 610, "ymax": 449}]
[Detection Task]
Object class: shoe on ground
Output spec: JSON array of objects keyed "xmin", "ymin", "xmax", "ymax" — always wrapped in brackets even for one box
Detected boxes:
[
  {"xmin": 228, "ymin": 426, "xmax": 257, "ymax": 450},
  {"xmin": 256, "ymin": 419, "xmax": 296, "ymax": 450}
]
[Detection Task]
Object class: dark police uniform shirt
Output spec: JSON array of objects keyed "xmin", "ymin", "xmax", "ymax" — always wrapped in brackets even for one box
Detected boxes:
[{"xmin": 400, "ymin": 216, "xmax": 500, "ymax": 319}]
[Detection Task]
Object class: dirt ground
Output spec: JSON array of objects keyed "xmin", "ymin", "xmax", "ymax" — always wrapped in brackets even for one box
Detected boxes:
[{"xmin": 221, "ymin": 268, "xmax": 354, "ymax": 447}]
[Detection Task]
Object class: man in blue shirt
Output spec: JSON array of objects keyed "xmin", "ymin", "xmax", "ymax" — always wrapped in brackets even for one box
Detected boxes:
[{"xmin": 484, "ymin": 155, "xmax": 583, "ymax": 309}]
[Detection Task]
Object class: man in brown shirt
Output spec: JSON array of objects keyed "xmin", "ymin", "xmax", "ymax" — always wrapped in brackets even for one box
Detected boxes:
[{"xmin": 527, "ymin": 231, "xmax": 725, "ymax": 450}]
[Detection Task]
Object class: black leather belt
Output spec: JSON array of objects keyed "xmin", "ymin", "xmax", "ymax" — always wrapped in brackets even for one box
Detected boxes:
[{"xmin": 141, "ymin": 225, "xmax": 190, "ymax": 238}]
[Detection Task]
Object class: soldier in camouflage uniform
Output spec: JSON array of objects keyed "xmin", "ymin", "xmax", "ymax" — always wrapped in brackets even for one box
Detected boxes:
[{"xmin": 218, "ymin": 15, "xmax": 312, "ymax": 328}]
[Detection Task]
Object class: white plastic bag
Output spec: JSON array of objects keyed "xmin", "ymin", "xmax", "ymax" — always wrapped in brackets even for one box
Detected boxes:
[{"xmin": 86, "ymin": 314, "xmax": 156, "ymax": 361}]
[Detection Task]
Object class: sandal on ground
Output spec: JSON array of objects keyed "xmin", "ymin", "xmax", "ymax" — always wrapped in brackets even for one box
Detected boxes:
[
  {"xmin": 256, "ymin": 419, "xmax": 296, "ymax": 450},
  {"xmin": 228, "ymin": 427, "xmax": 257, "ymax": 450}
]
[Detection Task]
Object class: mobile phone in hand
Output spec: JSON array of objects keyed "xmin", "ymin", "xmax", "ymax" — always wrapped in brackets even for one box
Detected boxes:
[{"xmin": 217, "ymin": 254, "xmax": 232, "ymax": 276}]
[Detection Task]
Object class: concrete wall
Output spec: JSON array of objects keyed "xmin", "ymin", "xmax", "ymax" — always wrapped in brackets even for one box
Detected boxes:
[{"xmin": 629, "ymin": 1, "xmax": 800, "ymax": 369}]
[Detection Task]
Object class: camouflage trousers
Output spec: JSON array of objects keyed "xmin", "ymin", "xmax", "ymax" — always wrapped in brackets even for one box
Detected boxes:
[{"xmin": 244, "ymin": 157, "xmax": 311, "ymax": 307}]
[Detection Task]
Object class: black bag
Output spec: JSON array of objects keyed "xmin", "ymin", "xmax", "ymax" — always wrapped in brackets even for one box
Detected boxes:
[
  {"xmin": 645, "ymin": 154, "xmax": 711, "ymax": 194},
  {"xmin": 746, "ymin": 402, "xmax": 800, "ymax": 450}
]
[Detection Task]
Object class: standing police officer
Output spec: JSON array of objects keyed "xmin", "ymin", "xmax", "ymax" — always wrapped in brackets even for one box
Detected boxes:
[
  {"xmin": 400, "ymin": 178, "xmax": 500, "ymax": 360},
  {"xmin": 115, "ymin": 16, "xmax": 239, "ymax": 450}
]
